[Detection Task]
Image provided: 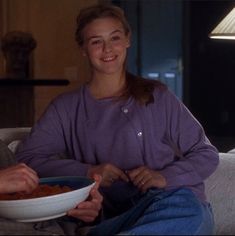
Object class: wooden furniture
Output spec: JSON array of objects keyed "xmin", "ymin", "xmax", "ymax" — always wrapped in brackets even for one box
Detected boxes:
[{"xmin": 0, "ymin": 79, "xmax": 69, "ymax": 128}]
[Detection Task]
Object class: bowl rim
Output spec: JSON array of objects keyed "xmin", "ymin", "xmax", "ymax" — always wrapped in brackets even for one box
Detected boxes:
[{"xmin": 0, "ymin": 176, "xmax": 94, "ymax": 204}]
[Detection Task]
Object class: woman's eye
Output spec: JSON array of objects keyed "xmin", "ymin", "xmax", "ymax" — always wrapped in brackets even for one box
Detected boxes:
[
  {"xmin": 90, "ymin": 40, "xmax": 102, "ymax": 46},
  {"xmin": 111, "ymin": 36, "xmax": 121, "ymax": 41}
]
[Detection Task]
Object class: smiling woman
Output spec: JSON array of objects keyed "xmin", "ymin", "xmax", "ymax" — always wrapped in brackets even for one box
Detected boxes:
[
  {"xmin": 81, "ymin": 17, "xmax": 130, "ymax": 87},
  {"xmin": 76, "ymin": 4, "xmax": 131, "ymax": 98},
  {"xmin": 14, "ymin": 3, "xmax": 219, "ymax": 236}
]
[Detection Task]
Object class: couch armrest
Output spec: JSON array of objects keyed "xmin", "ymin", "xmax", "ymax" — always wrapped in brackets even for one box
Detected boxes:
[
  {"xmin": 205, "ymin": 152, "xmax": 235, "ymax": 235},
  {"xmin": 0, "ymin": 127, "xmax": 31, "ymax": 145}
]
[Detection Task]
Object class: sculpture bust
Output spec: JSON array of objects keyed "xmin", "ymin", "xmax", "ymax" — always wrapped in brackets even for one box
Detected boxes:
[{"xmin": 1, "ymin": 31, "xmax": 37, "ymax": 79}]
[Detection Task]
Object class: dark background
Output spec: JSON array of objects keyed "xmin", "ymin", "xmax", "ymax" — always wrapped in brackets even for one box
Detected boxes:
[
  {"xmin": 186, "ymin": 0, "xmax": 235, "ymax": 135},
  {"xmin": 114, "ymin": 0, "xmax": 235, "ymax": 152},
  {"xmin": 185, "ymin": 0, "xmax": 235, "ymax": 151}
]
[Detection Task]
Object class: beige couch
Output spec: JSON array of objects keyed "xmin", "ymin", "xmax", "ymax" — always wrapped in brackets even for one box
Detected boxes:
[{"xmin": 0, "ymin": 127, "xmax": 235, "ymax": 235}]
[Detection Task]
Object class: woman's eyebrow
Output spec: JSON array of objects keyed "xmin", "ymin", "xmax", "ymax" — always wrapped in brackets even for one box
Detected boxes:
[
  {"xmin": 87, "ymin": 35, "xmax": 101, "ymax": 41},
  {"xmin": 110, "ymin": 29, "xmax": 123, "ymax": 35},
  {"xmin": 86, "ymin": 29, "xmax": 124, "ymax": 42}
]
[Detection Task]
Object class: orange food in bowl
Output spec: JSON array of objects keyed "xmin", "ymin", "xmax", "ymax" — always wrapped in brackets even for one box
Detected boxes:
[{"xmin": 0, "ymin": 184, "xmax": 72, "ymax": 200}]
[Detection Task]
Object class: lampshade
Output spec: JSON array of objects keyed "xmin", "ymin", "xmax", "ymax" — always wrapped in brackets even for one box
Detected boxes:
[{"xmin": 209, "ymin": 7, "xmax": 235, "ymax": 40}]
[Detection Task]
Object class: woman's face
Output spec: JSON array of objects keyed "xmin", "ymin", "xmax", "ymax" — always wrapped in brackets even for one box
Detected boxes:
[{"xmin": 81, "ymin": 17, "xmax": 130, "ymax": 76}]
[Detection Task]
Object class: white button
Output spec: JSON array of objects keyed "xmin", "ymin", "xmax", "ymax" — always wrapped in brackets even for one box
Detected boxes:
[
  {"xmin": 123, "ymin": 108, "xmax": 129, "ymax": 113},
  {"xmin": 137, "ymin": 132, "xmax": 142, "ymax": 137}
]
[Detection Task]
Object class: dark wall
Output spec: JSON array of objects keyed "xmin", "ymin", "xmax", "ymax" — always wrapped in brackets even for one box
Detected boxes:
[
  {"xmin": 185, "ymin": 0, "xmax": 235, "ymax": 137},
  {"xmin": 114, "ymin": 0, "xmax": 183, "ymax": 99},
  {"xmin": 114, "ymin": 0, "xmax": 235, "ymax": 149}
]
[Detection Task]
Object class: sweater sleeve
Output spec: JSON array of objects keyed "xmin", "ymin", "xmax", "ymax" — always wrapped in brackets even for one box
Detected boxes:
[
  {"xmin": 158, "ymin": 90, "xmax": 219, "ymax": 188},
  {"xmin": 15, "ymin": 94, "xmax": 91, "ymax": 178}
]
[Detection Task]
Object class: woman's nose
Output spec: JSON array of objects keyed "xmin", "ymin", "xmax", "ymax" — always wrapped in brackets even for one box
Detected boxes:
[{"xmin": 103, "ymin": 41, "xmax": 112, "ymax": 53}]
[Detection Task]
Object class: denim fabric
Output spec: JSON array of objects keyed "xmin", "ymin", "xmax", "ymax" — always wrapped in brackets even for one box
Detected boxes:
[{"xmin": 88, "ymin": 188, "xmax": 214, "ymax": 235}]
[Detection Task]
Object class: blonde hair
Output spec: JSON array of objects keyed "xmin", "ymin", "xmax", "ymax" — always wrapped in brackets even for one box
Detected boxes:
[{"xmin": 75, "ymin": 4, "xmax": 131, "ymax": 46}]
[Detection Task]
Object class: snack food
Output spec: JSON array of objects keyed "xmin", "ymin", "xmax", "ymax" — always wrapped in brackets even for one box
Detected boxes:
[{"xmin": 0, "ymin": 184, "xmax": 72, "ymax": 200}]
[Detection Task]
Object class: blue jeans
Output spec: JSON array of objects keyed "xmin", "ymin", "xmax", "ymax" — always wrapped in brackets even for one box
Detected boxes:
[{"xmin": 88, "ymin": 188, "xmax": 214, "ymax": 235}]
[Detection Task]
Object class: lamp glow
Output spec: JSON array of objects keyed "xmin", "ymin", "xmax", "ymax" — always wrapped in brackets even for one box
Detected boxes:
[{"xmin": 209, "ymin": 7, "xmax": 235, "ymax": 40}]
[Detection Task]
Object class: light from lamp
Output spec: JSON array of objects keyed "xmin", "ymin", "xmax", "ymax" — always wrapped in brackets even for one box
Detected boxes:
[{"xmin": 209, "ymin": 7, "xmax": 235, "ymax": 40}]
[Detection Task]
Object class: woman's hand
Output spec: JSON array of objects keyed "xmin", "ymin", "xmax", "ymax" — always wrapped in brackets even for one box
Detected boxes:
[
  {"xmin": 67, "ymin": 174, "xmax": 103, "ymax": 222},
  {"xmin": 0, "ymin": 163, "xmax": 39, "ymax": 194},
  {"xmin": 87, "ymin": 163, "xmax": 129, "ymax": 187},
  {"xmin": 127, "ymin": 166, "xmax": 167, "ymax": 193}
]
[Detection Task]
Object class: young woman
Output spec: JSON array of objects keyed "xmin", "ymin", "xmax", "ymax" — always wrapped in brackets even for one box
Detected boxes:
[{"xmin": 16, "ymin": 4, "xmax": 219, "ymax": 235}]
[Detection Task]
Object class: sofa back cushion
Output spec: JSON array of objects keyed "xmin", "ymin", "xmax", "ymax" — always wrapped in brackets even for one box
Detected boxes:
[
  {"xmin": 0, "ymin": 140, "xmax": 16, "ymax": 168},
  {"xmin": 0, "ymin": 127, "xmax": 31, "ymax": 146},
  {"xmin": 205, "ymin": 153, "xmax": 235, "ymax": 235},
  {"xmin": 0, "ymin": 127, "xmax": 31, "ymax": 168}
]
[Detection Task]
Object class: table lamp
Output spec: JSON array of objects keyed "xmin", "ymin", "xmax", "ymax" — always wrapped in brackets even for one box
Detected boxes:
[{"xmin": 209, "ymin": 7, "xmax": 235, "ymax": 40}]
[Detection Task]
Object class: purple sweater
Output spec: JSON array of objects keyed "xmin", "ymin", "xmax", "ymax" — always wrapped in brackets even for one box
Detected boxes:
[{"xmin": 16, "ymin": 84, "xmax": 219, "ymax": 202}]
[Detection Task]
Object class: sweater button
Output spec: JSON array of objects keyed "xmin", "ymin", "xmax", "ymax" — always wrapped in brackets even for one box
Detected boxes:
[
  {"xmin": 137, "ymin": 131, "xmax": 143, "ymax": 137},
  {"xmin": 123, "ymin": 108, "xmax": 129, "ymax": 113}
]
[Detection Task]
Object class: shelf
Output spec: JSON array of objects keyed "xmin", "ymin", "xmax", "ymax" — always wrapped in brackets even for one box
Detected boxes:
[{"xmin": 0, "ymin": 78, "xmax": 70, "ymax": 86}]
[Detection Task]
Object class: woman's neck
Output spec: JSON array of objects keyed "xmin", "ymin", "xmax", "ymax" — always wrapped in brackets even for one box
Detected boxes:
[{"xmin": 88, "ymin": 71, "xmax": 126, "ymax": 99}]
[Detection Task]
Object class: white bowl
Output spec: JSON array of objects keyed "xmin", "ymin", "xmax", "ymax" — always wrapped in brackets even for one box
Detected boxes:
[{"xmin": 0, "ymin": 176, "xmax": 95, "ymax": 222}]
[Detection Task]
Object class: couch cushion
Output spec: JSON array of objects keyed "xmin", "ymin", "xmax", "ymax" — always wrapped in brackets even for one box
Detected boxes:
[
  {"xmin": 0, "ymin": 139, "xmax": 16, "ymax": 168},
  {"xmin": 227, "ymin": 148, "xmax": 235, "ymax": 154},
  {"xmin": 0, "ymin": 127, "xmax": 31, "ymax": 145},
  {"xmin": 8, "ymin": 140, "xmax": 22, "ymax": 154},
  {"xmin": 205, "ymin": 152, "xmax": 235, "ymax": 235}
]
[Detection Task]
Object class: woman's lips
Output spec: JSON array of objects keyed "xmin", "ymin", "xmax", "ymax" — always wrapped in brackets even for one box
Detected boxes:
[{"xmin": 101, "ymin": 55, "xmax": 117, "ymax": 62}]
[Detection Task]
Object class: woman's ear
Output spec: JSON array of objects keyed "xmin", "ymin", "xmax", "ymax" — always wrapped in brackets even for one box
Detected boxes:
[
  {"xmin": 126, "ymin": 40, "xmax": 130, "ymax": 48},
  {"xmin": 126, "ymin": 33, "xmax": 131, "ymax": 48}
]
